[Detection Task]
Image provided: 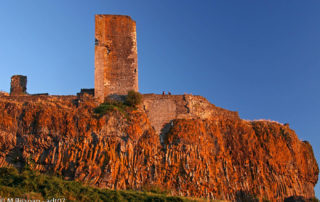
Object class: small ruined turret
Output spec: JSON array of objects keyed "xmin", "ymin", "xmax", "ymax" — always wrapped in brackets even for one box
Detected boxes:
[{"xmin": 10, "ymin": 75, "xmax": 27, "ymax": 96}]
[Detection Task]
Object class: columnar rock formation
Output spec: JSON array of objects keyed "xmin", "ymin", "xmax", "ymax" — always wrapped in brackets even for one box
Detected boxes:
[
  {"xmin": 10, "ymin": 75, "xmax": 27, "ymax": 96},
  {"xmin": 94, "ymin": 15, "xmax": 138, "ymax": 103},
  {"xmin": 0, "ymin": 95, "xmax": 317, "ymax": 201}
]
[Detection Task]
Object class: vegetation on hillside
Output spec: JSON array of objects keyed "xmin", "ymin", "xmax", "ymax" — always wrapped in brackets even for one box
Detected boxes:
[
  {"xmin": 94, "ymin": 99, "xmax": 129, "ymax": 117},
  {"xmin": 125, "ymin": 90, "xmax": 142, "ymax": 107},
  {"xmin": 94, "ymin": 90, "xmax": 142, "ymax": 117},
  {"xmin": 0, "ymin": 167, "xmax": 189, "ymax": 202}
]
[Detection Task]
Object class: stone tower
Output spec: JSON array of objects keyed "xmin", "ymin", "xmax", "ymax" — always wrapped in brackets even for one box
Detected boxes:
[
  {"xmin": 95, "ymin": 15, "xmax": 138, "ymax": 103},
  {"xmin": 10, "ymin": 75, "xmax": 27, "ymax": 96}
]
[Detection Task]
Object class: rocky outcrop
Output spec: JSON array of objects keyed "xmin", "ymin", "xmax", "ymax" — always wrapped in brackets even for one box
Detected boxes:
[{"xmin": 0, "ymin": 95, "xmax": 317, "ymax": 201}]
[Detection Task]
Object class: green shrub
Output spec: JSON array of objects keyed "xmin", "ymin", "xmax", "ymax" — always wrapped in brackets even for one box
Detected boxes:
[
  {"xmin": 125, "ymin": 90, "xmax": 142, "ymax": 107},
  {"xmin": 94, "ymin": 100, "xmax": 127, "ymax": 117},
  {"xmin": 94, "ymin": 91, "xmax": 142, "ymax": 117}
]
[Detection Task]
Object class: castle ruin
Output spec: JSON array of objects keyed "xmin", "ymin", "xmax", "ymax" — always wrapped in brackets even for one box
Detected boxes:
[
  {"xmin": 94, "ymin": 15, "xmax": 138, "ymax": 103},
  {"xmin": 93, "ymin": 15, "xmax": 240, "ymax": 135},
  {"xmin": 4, "ymin": 15, "xmax": 239, "ymax": 135},
  {"xmin": 10, "ymin": 75, "xmax": 27, "ymax": 96}
]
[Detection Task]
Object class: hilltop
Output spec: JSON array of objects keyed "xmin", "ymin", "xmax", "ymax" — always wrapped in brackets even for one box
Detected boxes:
[{"xmin": 0, "ymin": 93, "xmax": 317, "ymax": 201}]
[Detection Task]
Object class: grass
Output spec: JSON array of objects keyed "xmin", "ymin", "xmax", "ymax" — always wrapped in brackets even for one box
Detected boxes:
[
  {"xmin": 0, "ymin": 167, "xmax": 196, "ymax": 202},
  {"xmin": 2, "ymin": 167, "xmax": 314, "ymax": 202},
  {"xmin": 94, "ymin": 91, "xmax": 143, "ymax": 118},
  {"xmin": 94, "ymin": 100, "xmax": 130, "ymax": 118}
]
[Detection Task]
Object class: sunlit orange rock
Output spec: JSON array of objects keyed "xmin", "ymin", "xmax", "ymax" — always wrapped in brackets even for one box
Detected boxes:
[{"xmin": 0, "ymin": 94, "xmax": 317, "ymax": 201}]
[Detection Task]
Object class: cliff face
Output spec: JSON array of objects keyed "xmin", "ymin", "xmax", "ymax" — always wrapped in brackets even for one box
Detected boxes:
[{"xmin": 0, "ymin": 95, "xmax": 318, "ymax": 201}]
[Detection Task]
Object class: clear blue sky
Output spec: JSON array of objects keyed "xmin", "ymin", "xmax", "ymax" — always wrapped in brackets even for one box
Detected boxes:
[{"xmin": 0, "ymin": 0, "xmax": 319, "ymax": 197}]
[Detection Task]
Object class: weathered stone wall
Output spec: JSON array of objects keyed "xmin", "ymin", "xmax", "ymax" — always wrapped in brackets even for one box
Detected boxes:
[
  {"xmin": 10, "ymin": 75, "xmax": 27, "ymax": 96},
  {"xmin": 142, "ymin": 94, "xmax": 239, "ymax": 136},
  {"xmin": 95, "ymin": 15, "xmax": 138, "ymax": 103}
]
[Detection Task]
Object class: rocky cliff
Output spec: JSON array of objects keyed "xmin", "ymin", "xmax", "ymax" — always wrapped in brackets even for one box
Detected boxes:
[{"xmin": 0, "ymin": 94, "xmax": 318, "ymax": 201}]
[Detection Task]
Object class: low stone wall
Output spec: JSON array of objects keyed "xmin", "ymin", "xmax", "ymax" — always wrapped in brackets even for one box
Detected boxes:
[{"xmin": 142, "ymin": 94, "xmax": 239, "ymax": 136}]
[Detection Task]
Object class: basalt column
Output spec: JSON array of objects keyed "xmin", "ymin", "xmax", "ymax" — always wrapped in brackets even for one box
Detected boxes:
[{"xmin": 95, "ymin": 15, "xmax": 138, "ymax": 103}]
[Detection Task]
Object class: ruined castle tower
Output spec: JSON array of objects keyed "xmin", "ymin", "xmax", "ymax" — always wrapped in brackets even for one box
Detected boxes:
[
  {"xmin": 95, "ymin": 15, "xmax": 138, "ymax": 103},
  {"xmin": 10, "ymin": 75, "xmax": 27, "ymax": 96}
]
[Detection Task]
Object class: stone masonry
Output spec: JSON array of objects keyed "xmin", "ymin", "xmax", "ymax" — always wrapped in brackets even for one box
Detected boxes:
[
  {"xmin": 142, "ymin": 94, "xmax": 239, "ymax": 138},
  {"xmin": 95, "ymin": 15, "xmax": 138, "ymax": 103},
  {"xmin": 10, "ymin": 75, "xmax": 27, "ymax": 96}
]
